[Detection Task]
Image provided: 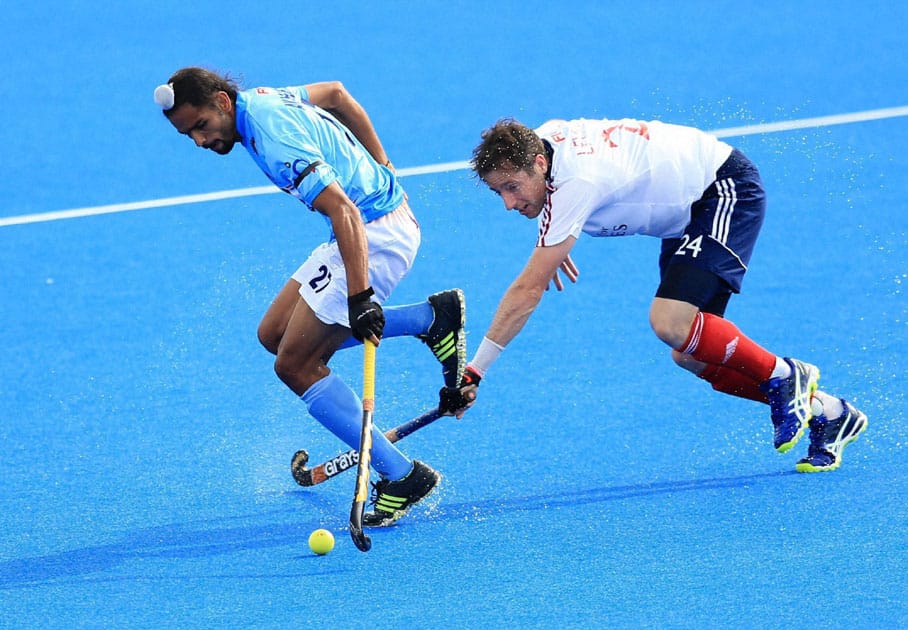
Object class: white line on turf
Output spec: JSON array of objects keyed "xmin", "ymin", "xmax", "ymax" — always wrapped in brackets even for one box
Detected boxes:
[{"xmin": 3, "ymin": 105, "xmax": 907, "ymax": 228}]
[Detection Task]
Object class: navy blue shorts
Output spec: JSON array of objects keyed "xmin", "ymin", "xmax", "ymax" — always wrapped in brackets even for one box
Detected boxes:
[{"xmin": 655, "ymin": 148, "xmax": 766, "ymax": 315}]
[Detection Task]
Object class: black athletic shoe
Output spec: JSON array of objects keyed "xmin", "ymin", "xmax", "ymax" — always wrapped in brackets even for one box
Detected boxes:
[
  {"xmin": 418, "ymin": 289, "xmax": 466, "ymax": 388},
  {"xmin": 363, "ymin": 460, "xmax": 441, "ymax": 528}
]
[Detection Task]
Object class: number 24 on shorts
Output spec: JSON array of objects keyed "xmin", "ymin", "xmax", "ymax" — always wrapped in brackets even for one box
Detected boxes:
[{"xmin": 674, "ymin": 234, "xmax": 703, "ymax": 258}]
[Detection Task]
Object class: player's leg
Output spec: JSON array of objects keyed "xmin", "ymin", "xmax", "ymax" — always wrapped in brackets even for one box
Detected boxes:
[
  {"xmin": 335, "ymin": 293, "xmax": 466, "ymax": 388},
  {"xmin": 335, "ymin": 201, "xmax": 466, "ymax": 388},
  {"xmin": 274, "ymin": 235, "xmax": 427, "ymax": 485},
  {"xmin": 672, "ymin": 351, "xmax": 767, "ymax": 403},
  {"xmin": 651, "ymin": 148, "xmax": 817, "ymax": 451},
  {"xmin": 256, "ymin": 275, "xmax": 440, "ymax": 357},
  {"xmin": 258, "ymin": 278, "xmax": 305, "ymax": 355},
  {"xmin": 651, "ymin": 267, "xmax": 865, "ymax": 468},
  {"xmin": 651, "ymin": 284, "xmax": 777, "ymax": 384},
  {"xmin": 662, "ymin": 292, "xmax": 766, "ymax": 404},
  {"xmin": 650, "ymin": 269, "xmax": 779, "ymax": 386},
  {"xmin": 671, "ymin": 312, "xmax": 866, "ymax": 470},
  {"xmin": 295, "ymin": 204, "xmax": 441, "ymax": 520},
  {"xmin": 271, "ymin": 295, "xmax": 412, "ymax": 480},
  {"xmin": 651, "ymin": 286, "xmax": 815, "ymax": 451}
]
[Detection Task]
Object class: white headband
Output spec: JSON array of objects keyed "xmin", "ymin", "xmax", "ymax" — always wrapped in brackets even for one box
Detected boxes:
[{"xmin": 154, "ymin": 83, "xmax": 175, "ymax": 110}]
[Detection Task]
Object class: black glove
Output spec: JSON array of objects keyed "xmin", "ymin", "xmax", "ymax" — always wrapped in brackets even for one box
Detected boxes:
[
  {"xmin": 438, "ymin": 366, "xmax": 482, "ymax": 416},
  {"xmin": 348, "ymin": 287, "xmax": 385, "ymax": 342}
]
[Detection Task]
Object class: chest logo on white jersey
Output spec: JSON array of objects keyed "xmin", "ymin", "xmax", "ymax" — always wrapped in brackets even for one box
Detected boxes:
[{"xmin": 602, "ymin": 122, "xmax": 650, "ymax": 148}]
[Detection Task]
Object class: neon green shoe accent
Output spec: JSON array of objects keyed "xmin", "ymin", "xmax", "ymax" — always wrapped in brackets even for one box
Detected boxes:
[
  {"xmin": 375, "ymin": 494, "xmax": 408, "ymax": 512},
  {"xmin": 430, "ymin": 333, "xmax": 457, "ymax": 362}
]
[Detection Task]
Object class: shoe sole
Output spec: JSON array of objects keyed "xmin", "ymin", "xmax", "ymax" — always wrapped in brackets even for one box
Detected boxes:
[
  {"xmin": 795, "ymin": 410, "xmax": 868, "ymax": 473},
  {"xmin": 451, "ymin": 289, "xmax": 466, "ymax": 384}
]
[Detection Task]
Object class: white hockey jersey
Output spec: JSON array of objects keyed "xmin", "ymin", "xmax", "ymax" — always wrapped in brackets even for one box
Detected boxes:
[{"xmin": 535, "ymin": 118, "xmax": 732, "ymax": 246}]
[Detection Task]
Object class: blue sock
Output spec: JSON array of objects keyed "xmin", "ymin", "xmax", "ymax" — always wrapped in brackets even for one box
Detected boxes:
[
  {"xmin": 338, "ymin": 300, "xmax": 433, "ymax": 350},
  {"xmin": 301, "ymin": 372, "xmax": 412, "ymax": 480}
]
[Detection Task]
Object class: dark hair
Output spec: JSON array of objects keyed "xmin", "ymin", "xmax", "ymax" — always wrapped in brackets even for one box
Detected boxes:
[
  {"xmin": 471, "ymin": 118, "xmax": 545, "ymax": 179},
  {"xmin": 164, "ymin": 66, "xmax": 241, "ymax": 117}
]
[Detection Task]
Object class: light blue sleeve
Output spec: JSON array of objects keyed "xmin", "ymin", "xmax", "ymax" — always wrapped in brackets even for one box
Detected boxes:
[{"xmin": 240, "ymin": 86, "xmax": 402, "ymax": 221}]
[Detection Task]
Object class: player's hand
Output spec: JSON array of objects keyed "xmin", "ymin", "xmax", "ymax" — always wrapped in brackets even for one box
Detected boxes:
[
  {"xmin": 348, "ymin": 287, "xmax": 385, "ymax": 345},
  {"xmin": 548, "ymin": 254, "xmax": 579, "ymax": 291},
  {"xmin": 438, "ymin": 366, "xmax": 481, "ymax": 418}
]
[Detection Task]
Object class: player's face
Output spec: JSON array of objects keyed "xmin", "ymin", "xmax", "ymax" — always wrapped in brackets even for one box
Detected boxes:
[
  {"xmin": 482, "ymin": 155, "xmax": 548, "ymax": 219},
  {"xmin": 168, "ymin": 92, "xmax": 239, "ymax": 155}
]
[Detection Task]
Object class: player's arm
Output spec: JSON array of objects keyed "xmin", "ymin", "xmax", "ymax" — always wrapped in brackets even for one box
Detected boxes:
[
  {"xmin": 485, "ymin": 235, "xmax": 578, "ymax": 347},
  {"xmin": 311, "ymin": 182, "xmax": 384, "ymax": 345},
  {"xmin": 439, "ymin": 236, "xmax": 577, "ymax": 417},
  {"xmin": 304, "ymin": 81, "xmax": 394, "ymax": 169}
]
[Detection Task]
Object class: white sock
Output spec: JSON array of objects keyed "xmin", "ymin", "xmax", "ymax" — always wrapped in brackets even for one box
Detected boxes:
[
  {"xmin": 770, "ymin": 357, "xmax": 791, "ymax": 380},
  {"xmin": 813, "ymin": 390, "xmax": 844, "ymax": 419}
]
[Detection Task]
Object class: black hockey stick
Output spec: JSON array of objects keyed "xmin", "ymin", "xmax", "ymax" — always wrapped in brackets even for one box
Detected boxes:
[
  {"xmin": 349, "ymin": 341, "xmax": 377, "ymax": 552},
  {"xmin": 291, "ymin": 407, "xmax": 444, "ymax": 487}
]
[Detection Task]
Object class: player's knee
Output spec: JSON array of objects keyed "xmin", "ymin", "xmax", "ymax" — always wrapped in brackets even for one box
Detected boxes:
[
  {"xmin": 258, "ymin": 330, "xmax": 277, "ymax": 355},
  {"xmin": 257, "ymin": 321, "xmax": 281, "ymax": 355},
  {"xmin": 649, "ymin": 313, "xmax": 668, "ymax": 344},
  {"xmin": 649, "ymin": 303, "xmax": 696, "ymax": 349},
  {"xmin": 272, "ymin": 351, "xmax": 297, "ymax": 387},
  {"xmin": 649, "ymin": 311, "xmax": 682, "ymax": 348},
  {"xmin": 273, "ymin": 352, "xmax": 320, "ymax": 394}
]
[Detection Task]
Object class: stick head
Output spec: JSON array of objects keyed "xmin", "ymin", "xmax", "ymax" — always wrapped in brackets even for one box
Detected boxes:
[
  {"xmin": 350, "ymin": 528, "xmax": 372, "ymax": 552},
  {"xmin": 290, "ymin": 449, "xmax": 312, "ymax": 486}
]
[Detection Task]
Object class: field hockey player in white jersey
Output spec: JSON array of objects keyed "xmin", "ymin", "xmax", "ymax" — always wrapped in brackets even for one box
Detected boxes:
[
  {"xmin": 155, "ymin": 67, "xmax": 467, "ymax": 525},
  {"xmin": 441, "ymin": 117, "xmax": 866, "ymax": 473}
]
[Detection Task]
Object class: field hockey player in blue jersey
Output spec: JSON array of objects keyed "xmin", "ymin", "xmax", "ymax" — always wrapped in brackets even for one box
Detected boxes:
[{"xmin": 155, "ymin": 67, "xmax": 466, "ymax": 525}]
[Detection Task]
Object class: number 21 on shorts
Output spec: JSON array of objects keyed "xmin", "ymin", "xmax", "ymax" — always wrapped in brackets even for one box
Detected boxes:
[{"xmin": 308, "ymin": 264, "xmax": 332, "ymax": 293}]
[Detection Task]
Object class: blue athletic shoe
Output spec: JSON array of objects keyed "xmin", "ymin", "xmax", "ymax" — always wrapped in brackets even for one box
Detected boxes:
[
  {"xmin": 759, "ymin": 357, "xmax": 820, "ymax": 452},
  {"xmin": 796, "ymin": 399, "xmax": 868, "ymax": 473}
]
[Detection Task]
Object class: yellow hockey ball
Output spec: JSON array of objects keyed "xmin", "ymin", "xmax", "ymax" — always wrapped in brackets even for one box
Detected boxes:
[{"xmin": 308, "ymin": 528, "xmax": 335, "ymax": 555}]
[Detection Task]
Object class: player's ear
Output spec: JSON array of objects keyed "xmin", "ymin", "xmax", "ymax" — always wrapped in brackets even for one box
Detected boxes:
[
  {"xmin": 534, "ymin": 152, "xmax": 548, "ymax": 173},
  {"xmin": 215, "ymin": 90, "xmax": 232, "ymax": 113}
]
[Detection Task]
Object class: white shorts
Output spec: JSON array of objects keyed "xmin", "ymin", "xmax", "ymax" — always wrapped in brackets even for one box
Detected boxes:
[{"xmin": 291, "ymin": 201, "xmax": 421, "ymax": 326}]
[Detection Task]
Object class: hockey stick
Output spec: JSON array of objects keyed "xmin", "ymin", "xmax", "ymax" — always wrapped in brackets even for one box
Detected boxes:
[
  {"xmin": 290, "ymin": 407, "xmax": 444, "ymax": 487},
  {"xmin": 349, "ymin": 340, "xmax": 377, "ymax": 552}
]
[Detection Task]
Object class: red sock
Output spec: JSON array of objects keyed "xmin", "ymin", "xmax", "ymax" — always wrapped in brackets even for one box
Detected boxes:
[
  {"xmin": 698, "ymin": 364, "xmax": 768, "ymax": 403},
  {"xmin": 679, "ymin": 312, "xmax": 776, "ymax": 383}
]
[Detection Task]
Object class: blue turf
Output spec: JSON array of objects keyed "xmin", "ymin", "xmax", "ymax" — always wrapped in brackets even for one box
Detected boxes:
[{"xmin": 2, "ymin": 2, "xmax": 907, "ymax": 627}]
